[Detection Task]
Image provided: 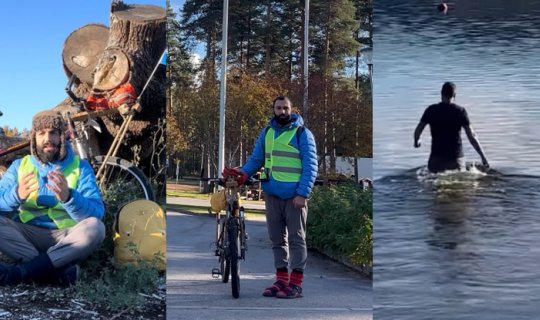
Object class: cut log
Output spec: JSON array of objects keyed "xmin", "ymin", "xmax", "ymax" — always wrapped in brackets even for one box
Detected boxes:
[
  {"xmin": 92, "ymin": 48, "xmax": 130, "ymax": 91},
  {"xmin": 62, "ymin": 24, "xmax": 109, "ymax": 85},
  {"xmin": 0, "ymin": 136, "xmax": 28, "ymax": 173},
  {"xmin": 54, "ymin": 1, "xmax": 166, "ymax": 182}
]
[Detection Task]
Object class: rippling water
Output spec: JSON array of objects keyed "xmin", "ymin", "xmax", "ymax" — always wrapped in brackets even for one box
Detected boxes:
[{"xmin": 373, "ymin": 1, "xmax": 540, "ymax": 319}]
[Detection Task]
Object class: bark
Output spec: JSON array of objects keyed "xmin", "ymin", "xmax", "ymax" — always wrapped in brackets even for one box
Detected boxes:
[
  {"xmin": 53, "ymin": 2, "xmax": 166, "ymax": 179},
  {"xmin": 0, "ymin": 136, "xmax": 28, "ymax": 172},
  {"xmin": 98, "ymin": 2, "xmax": 166, "ymax": 165}
]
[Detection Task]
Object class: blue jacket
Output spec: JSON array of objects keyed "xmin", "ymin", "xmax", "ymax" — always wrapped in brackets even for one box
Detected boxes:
[
  {"xmin": 0, "ymin": 143, "xmax": 105, "ymax": 229},
  {"xmin": 242, "ymin": 113, "xmax": 318, "ymax": 200}
]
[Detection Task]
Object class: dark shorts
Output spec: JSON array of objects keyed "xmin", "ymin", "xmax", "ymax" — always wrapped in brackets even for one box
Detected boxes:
[{"xmin": 427, "ymin": 155, "xmax": 464, "ymax": 173}]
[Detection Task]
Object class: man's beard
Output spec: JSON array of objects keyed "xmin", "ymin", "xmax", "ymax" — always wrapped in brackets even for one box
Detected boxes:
[
  {"xmin": 274, "ymin": 114, "xmax": 292, "ymax": 126},
  {"xmin": 37, "ymin": 142, "xmax": 60, "ymax": 163}
]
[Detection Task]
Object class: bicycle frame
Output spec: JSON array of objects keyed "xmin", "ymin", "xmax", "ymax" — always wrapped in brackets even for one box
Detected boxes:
[
  {"xmin": 210, "ymin": 176, "xmax": 248, "ymax": 298},
  {"xmin": 222, "ymin": 177, "xmax": 247, "ymax": 257}
]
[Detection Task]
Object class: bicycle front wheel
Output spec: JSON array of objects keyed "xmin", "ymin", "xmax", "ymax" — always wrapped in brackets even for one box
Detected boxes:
[
  {"xmin": 228, "ymin": 218, "xmax": 240, "ymax": 299},
  {"xmin": 93, "ymin": 155, "xmax": 155, "ymax": 203}
]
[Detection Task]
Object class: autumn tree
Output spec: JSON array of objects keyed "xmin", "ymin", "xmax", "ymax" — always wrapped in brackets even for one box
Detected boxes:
[{"xmin": 172, "ymin": 0, "xmax": 372, "ymax": 178}]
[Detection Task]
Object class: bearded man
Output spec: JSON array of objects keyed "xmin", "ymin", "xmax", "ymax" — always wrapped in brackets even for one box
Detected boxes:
[{"xmin": 0, "ymin": 110, "xmax": 105, "ymax": 286}]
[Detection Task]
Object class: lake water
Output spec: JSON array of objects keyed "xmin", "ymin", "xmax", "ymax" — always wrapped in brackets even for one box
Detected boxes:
[{"xmin": 373, "ymin": 1, "xmax": 540, "ymax": 319}]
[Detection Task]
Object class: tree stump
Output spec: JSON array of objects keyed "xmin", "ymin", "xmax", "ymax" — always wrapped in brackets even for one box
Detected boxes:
[
  {"xmin": 95, "ymin": 1, "xmax": 166, "ymax": 170},
  {"xmin": 55, "ymin": 1, "xmax": 166, "ymax": 179}
]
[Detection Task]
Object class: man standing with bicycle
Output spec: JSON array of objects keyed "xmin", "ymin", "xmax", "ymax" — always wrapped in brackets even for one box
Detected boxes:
[
  {"xmin": 0, "ymin": 110, "xmax": 105, "ymax": 286},
  {"xmin": 223, "ymin": 96, "xmax": 317, "ymax": 299}
]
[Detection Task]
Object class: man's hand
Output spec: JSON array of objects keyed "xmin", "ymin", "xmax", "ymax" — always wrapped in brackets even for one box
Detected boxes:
[
  {"xmin": 482, "ymin": 157, "xmax": 490, "ymax": 169},
  {"xmin": 292, "ymin": 195, "xmax": 307, "ymax": 209},
  {"xmin": 222, "ymin": 167, "xmax": 240, "ymax": 178},
  {"xmin": 18, "ymin": 172, "xmax": 38, "ymax": 201},
  {"xmin": 414, "ymin": 122, "xmax": 427, "ymax": 149},
  {"xmin": 46, "ymin": 169, "xmax": 71, "ymax": 203},
  {"xmin": 222, "ymin": 167, "xmax": 249, "ymax": 186}
]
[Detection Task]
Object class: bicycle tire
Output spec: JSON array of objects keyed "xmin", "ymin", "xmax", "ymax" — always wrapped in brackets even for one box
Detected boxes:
[
  {"xmin": 92, "ymin": 155, "xmax": 155, "ymax": 202},
  {"xmin": 228, "ymin": 218, "xmax": 240, "ymax": 298},
  {"xmin": 221, "ymin": 254, "xmax": 230, "ymax": 283},
  {"xmin": 219, "ymin": 219, "xmax": 230, "ymax": 283}
]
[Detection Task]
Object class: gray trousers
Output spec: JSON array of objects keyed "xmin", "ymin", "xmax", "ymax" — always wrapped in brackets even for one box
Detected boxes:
[
  {"xmin": 264, "ymin": 195, "xmax": 308, "ymax": 271},
  {"xmin": 0, "ymin": 216, "xmax": 105, "ymax": 268}
]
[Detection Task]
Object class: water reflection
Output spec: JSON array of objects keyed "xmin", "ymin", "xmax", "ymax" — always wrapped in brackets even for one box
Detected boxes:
[
  {"xmin": 375, "ymin": 166, "xmax": 540, "ymax": 319},
  {"xmin": 374, "ymin": 2, "xmax": 540, "ymax": 317}
]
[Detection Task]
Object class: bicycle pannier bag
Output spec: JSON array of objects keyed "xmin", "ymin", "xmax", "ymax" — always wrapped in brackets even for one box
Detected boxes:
[
  {"xmin": 113, "ymin": 199, "xmax": 166, "ymax": 271},
  {"xmin": 210, "ymin": 190, "xmax": 226, "ymax": 213}
]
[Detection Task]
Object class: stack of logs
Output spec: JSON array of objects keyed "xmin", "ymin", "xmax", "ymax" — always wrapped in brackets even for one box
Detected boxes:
[
  {"xmin": 0, "ymin": 2, "xmax": 166, "ymax": 180},
  {"xmin": 56, "ymin": 1, "xmax": 166, "ymax": 175}
]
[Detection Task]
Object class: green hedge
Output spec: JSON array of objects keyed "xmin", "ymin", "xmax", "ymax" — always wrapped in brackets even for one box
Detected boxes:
[{"xmin": 307, "ymin": 182, "xmax": 372, "ymax": 269}]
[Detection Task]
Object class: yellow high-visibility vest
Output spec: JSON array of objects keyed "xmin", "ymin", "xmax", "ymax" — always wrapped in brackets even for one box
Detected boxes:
[
  {"xmin": 261, "ymin": 127, "xmax": 302, "ymax": 182},
  {"xmin": 18, "ymin": 155, "xmax": 80, "ymax": 229}
]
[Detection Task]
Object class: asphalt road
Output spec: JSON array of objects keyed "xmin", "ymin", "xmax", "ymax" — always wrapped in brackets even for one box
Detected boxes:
[{"xmin": 166, "ymin": 211, "xmax": 372, "ymax": 320}]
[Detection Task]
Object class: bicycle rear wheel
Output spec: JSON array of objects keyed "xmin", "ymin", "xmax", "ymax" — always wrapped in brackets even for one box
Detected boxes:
[
  {"xmin": 218, "ymin": 219, "xmax": 230, "ymax": 283},
  {"xmin": 228, "ymin": 218, "xmax": 240, "ymax": 298},
  {"xmin": 93, "ymin": 155, "xmax": 155, "ymax": 203}
]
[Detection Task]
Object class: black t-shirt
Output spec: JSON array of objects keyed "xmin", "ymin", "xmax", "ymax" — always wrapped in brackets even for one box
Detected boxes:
[{"xmin": 420, "ymin": 102, "xmax": 470, "ymax": 159}]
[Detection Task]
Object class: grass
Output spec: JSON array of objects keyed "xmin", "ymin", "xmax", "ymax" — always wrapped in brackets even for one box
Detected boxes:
[
  {"xmin": 167, "ymin": 203, "xmax": 265, "ymax": 219},
  {"xmin": 167, "ymin": 178, "xmax": 200, "ymax": 186},
  {"xmin": 74, "ymin": 180, "xmax": 165, "ymax": 312},
  {"xmin": 166, "ymin": 190, "xmax": 211, "ymax": 199}
]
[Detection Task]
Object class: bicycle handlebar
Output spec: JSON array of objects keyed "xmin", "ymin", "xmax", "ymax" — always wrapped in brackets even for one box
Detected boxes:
[
  {"xmin": 203, "ymin": 177, "xmax": 259, "ymax": 186},
  {"xmin": 65, "ymin": 74, "xmax": 80, "ymax": 103},
  {"xmin": 64, "ymin": 112, "xmax": 77, "ymax": 140},
  {"xmin": 65, "ymin": 74, "xmax": 83, "ymax": 104}
]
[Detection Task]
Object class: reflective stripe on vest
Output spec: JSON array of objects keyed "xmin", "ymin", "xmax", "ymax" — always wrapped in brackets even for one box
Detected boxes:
[
  {"xmin": 263, "ymin": 127, "xmax": 302, "ymax": 182},
  {"xmin": 18, "ymin": 155, "xmax": 80, "ymax": 229}
]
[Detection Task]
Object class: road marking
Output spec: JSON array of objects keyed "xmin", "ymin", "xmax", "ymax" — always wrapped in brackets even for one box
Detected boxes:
[{"xmin": 167, "ymin": 306, "xmax": 372, "ymax": 312}]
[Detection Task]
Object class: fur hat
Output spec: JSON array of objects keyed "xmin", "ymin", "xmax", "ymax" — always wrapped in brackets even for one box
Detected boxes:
[{"xmin": 30, "ymin": 110, "xmax": 67, "ymax": 162}]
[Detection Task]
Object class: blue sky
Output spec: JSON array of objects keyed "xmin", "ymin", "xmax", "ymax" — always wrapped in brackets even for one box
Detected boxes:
[
  {"xmin": 172, "ymin": 0, "xmax": 183, "ymax": 13},
  {"xmin": 0, "ymin": 1, "xmax": 165, "ymax": 130}
]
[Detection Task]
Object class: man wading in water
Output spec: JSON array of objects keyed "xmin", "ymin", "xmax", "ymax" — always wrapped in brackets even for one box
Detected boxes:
[{"xmin": 414, "ymin": 82, "xmax": 490, "ymax": 173}]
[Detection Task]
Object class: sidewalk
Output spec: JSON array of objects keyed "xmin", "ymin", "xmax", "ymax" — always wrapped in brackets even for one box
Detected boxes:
[{"xmin": 166, "ymin": 211, "xmax": 372, "ymax": 320}]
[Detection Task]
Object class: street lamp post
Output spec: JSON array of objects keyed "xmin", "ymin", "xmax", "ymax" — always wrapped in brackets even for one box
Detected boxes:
[
  {"xmin": 354, "ymin": 46, "xmax": 373, "ymax": 183},
  {"xmin": 354, "ymin": 50, "xmax": 360, "ymax": 183},
  {"xmin": 303, "ymin": 0, "xmax": 309, "ymax": 117},
  {"xmin": 218, "ymin": 0, "xmax": 229, "ymax": 179},
  {"xmin": 360, "ymin": 46, "xmax": 373, "ymax": 92}
]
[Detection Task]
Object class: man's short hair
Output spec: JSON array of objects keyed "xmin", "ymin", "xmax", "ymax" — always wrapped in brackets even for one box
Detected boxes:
[
  {"xmin": 441, "ymin": 82, "xmax": 456, "ymax": 98},
  {"xmin": 272, "ymin": 96, "xmax": 292, "ymax": 108}
]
